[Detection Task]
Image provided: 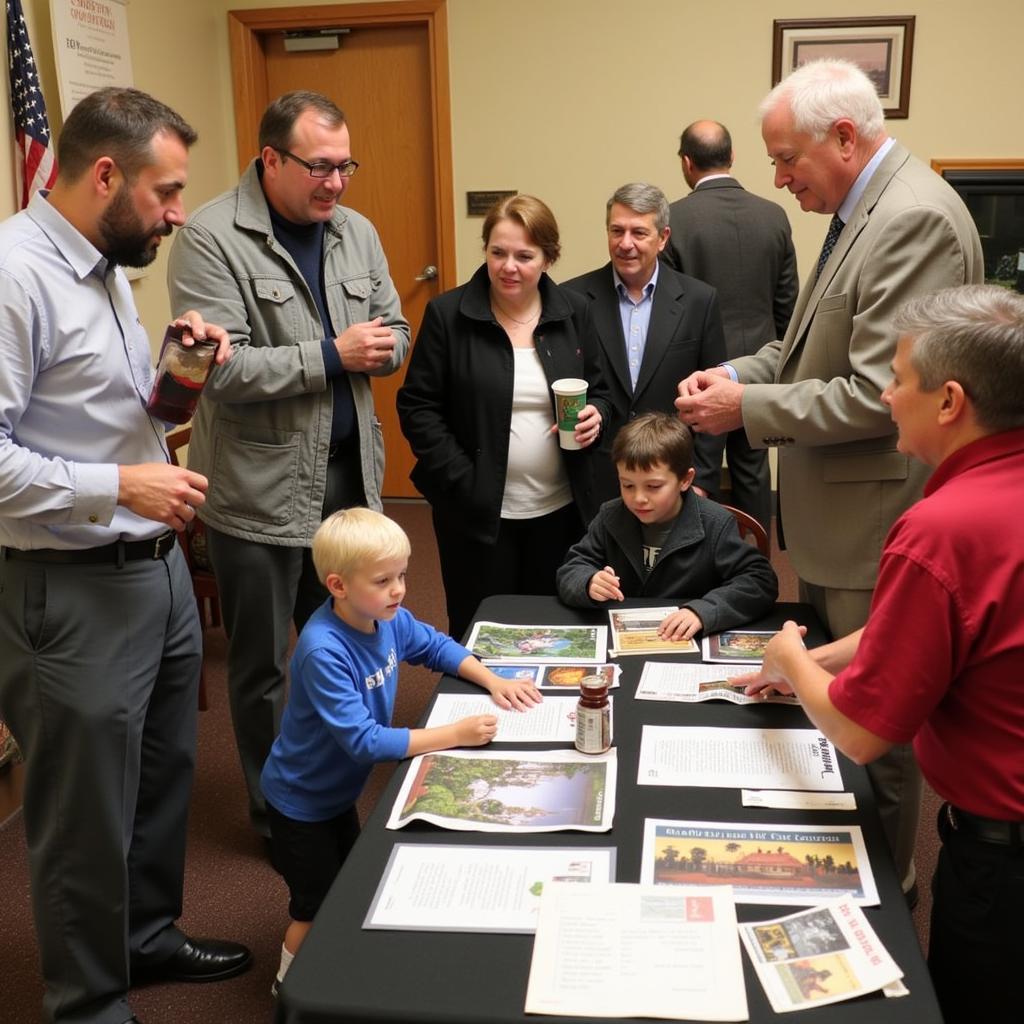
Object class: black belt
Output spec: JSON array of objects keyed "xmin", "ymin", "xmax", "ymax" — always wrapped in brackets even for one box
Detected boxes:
[
  {"xmin": 945, "ymin": 803, "xmax": 1024, "ymax": 846},
  {"xmin": 2, "ymin": 531, "xmax": 177, "ymax": 566}
]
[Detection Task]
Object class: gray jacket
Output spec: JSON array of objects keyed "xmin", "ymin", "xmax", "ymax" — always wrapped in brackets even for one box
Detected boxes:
[{"xmin": 167, "ymin": 161, "xmax": 409, "ymax": 545}]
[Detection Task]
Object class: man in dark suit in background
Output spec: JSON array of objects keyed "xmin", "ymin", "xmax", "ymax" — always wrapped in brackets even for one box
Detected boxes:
[
  {"xmin": 564, "ymin": 182, "xmax": 725, "ymax": 504},
  {"xmin": 664, "ymin": 121, "xmax": 798, "ymax": 530}
]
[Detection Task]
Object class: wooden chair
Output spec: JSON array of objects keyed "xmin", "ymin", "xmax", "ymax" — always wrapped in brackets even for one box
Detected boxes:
[
  {"xmin": 166, "ymin": 427, "xmax": 220, "ymax": 710},
  {"xmin": 720, "ymin": 503, "xmax": 771, "ymax": 558}
]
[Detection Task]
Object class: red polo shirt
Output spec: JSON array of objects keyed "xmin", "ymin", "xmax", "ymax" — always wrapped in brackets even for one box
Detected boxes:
[{"xmin": 830, "ymin": 428, "xmax": 1024, "ymax": 820}]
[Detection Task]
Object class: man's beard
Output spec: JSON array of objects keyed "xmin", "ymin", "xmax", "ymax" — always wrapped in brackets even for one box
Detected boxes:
[{"xmin": 99, "ymin": 186, "xmax": 172, "ymax": 268}]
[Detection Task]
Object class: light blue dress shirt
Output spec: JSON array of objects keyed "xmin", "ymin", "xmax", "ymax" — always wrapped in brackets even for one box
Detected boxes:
[
  {"xmin": 613, "ymin": 260, "xmax": 659, "ymax": 390},
  {"xmin": 0, "ymin": 191, "xmax": 169, "ymax": 549}
]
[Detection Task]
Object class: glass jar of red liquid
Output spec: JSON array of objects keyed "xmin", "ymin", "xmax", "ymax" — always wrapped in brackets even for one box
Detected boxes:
[
  {"xmin": 575, "ymin": 674, "xmax": 612, "ymax": 754},
  {"xmin": 146, "ymin": 324, "xmax": 217, "ymax": 424}
]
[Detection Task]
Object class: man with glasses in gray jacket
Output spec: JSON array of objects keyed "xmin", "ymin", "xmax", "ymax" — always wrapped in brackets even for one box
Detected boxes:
[{"xmin": 168, "ymin": 90, "xmax": 409, "ymax": 842}]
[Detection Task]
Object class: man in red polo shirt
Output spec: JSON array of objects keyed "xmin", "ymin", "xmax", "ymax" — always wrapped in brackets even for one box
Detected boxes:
[{"xmin": 742, "ymin": 284, "xmax": 1024, "ymax": 1023}]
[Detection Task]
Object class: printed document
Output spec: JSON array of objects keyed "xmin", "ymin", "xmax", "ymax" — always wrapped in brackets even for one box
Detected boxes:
[
  {"xmin": 364, "ymin": 844, "xmax": 616, "ymax": 933},
  {"xmin": 525, "ymin": 882, "xmax": 748, "ymax": 1020},
  {"xmin": 638, "ymin": 726, "xmax": 844, "ymax": 791}
]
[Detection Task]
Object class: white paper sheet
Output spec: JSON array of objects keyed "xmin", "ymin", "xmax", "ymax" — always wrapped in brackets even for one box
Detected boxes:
[
  {"xmin": 742, "ymin": 790, "xmax": 857, "ymax": 811},
  {"xmin": 638, "ymin": 726, "xmax": 844, "ymax": 791},
  {"xmin": 525, "ymin": 882, "xmax": 748, "ymax": 1020},
  {"xmin": 635, "ymin": 661, "xmax": 799, "ymax": 705},
  {"xmin": 364, "ymin": 844, "xmax": 616, "ymax": 932},
  {"xmin": 424, "ymin": 693, "xmax": 580, "ymax": 742}
]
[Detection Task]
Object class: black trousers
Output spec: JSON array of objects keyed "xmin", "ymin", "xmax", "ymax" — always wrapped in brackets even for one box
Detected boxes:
[
  {"xmin": 928, "ymin": 806, "xmax": 1024, "ymax": 1022},
  {"xmin": 433, "ymin": 503, "xmax": 583, "ymax": 642}
]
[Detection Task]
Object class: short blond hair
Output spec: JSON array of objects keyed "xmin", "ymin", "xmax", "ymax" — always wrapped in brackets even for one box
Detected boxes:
[{"xmin": 312, "ymin": 508, "xmax": 411, "ymax": 583}]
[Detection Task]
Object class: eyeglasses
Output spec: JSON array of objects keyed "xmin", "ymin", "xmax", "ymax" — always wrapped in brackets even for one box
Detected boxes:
[{"xmin": 275, "ymin": 148, "xmax": 360, "ymax": 178}]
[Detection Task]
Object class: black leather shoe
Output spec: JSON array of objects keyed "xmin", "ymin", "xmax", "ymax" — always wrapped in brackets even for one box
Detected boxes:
[{"xmin": 136, "ymin": 937, "xmax": 253, "ymax": 983}]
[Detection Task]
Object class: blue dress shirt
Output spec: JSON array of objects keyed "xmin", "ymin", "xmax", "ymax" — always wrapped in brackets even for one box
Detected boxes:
[{"xmin": 0, "ymin": 191, "xmax": 170, "ymax": 549}]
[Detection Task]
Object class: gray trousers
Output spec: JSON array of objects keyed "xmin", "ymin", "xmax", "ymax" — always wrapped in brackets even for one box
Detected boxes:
[
  {"xmin": 800, "ymin": 580, "xmax": 922, "ymax": 890},
  {"xmin": 0, "ymin": 546, "xmax": 200, "ymax": 1024},
  {"xmin": 206, "ymin": 450, "xmax": 364, "ymax": 835}
]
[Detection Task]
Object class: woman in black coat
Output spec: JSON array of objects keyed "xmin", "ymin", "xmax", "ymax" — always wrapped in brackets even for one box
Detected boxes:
[{"xmin": 397, "ymin": 195, "xmax": 609, "ymax": 640}]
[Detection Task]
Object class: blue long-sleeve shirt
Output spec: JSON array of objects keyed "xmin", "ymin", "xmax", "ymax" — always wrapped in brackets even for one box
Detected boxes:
[{"xmin": 261, "ymin": 602, "xmax": 470, "ymax": 821}]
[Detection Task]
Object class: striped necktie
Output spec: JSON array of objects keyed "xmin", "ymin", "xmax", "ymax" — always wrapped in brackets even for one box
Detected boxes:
[{"xmin": 815, "ymin": 214, "xmax": 844, "ymax": 280}]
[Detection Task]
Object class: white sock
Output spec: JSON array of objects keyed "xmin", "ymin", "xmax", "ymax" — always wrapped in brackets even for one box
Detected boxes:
[{"xmin": 276, "ymin": 943, "xmax": 294, "ymax": 984}]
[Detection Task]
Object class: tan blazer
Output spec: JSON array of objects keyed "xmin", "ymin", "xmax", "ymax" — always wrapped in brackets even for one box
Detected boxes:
[{"xmin": 732, "ymin": 143, "xmax": 983, "ymax": 589}]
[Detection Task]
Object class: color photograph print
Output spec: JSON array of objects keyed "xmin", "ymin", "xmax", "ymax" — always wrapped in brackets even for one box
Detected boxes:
[
  {"xmin": 777, "ymin": 953, "xmax": 858, "ymax": 1005},
  {"xmin": 467, "ymin": 622, "xmax": 606, "ymax": 663},
  {"xmin": 538, "ymin": 663, "xmax": 619, "ymax": 689},
  {"xmin": 389, "ymin": 749, "xmax": 616, "ymax": 832},
  {"xmin": 642, "ymin": 820, "xmax": 877, "ymax": 905},
  {"xmin": 703, "ymin": 630, "xmax": 776, "ymax": 663}
]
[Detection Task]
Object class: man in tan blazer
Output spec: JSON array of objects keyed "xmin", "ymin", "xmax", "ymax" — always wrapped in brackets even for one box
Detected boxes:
[{"xmin": 676, "ymin": 59, "xmax": 983, "ymax": 899}]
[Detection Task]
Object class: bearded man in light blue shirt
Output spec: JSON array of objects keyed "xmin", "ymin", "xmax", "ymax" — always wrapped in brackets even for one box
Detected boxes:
[{"xmin": 0, "ymin": 87, "xmax": 250, "ymax": 1024}]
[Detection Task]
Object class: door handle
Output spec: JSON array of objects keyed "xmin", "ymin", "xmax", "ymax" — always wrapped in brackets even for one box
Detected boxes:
[{"xmin": 415, "ymin": 265, "xmax": 438, "ymax": 281}]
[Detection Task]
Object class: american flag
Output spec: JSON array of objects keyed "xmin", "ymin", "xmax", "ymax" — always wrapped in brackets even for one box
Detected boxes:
[{"xmin": 6, "ymin": 0, "xmax": 57, "ymax": 208}]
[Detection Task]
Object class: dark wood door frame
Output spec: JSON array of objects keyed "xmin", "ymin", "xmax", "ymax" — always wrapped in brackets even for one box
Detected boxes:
[{"xmin": 227, "ymin": 1, "xmax": 456, "ymax": 290}]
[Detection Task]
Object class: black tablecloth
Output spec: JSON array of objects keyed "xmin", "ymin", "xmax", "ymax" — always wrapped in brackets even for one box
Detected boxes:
[{"xmin": 275, "ymin": 597, "xmax": 940, "ymax": 1023}]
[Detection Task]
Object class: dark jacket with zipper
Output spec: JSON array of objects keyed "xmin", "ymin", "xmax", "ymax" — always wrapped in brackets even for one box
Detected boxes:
[
  {"xmin": 557, "ymin": 493, "xmax": 778, "ymax": 634},
  {"xmin": 397, "ymin": 264, "xmax": 610, "ymax": 544}
]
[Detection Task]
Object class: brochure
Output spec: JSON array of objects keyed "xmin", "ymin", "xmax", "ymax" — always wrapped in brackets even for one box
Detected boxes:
[
  {"xmin": 635, "ymin": 661, "xmax": 799, "ymax": 705},
  {"xmin": 424, "ymin": 694, "xmax": 580, "ymax": 743},
  {"xmin": 739, "ymin": 899, "xmax": 904, "ymax": 1012},
  {"xmin": 607, "ymin": 607, "xmax": 697, "ymax": 657}
]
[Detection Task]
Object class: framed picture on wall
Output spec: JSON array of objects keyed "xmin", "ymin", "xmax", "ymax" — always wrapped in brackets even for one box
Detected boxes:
[{"xmin": 772, "ymin": 16, "xmax": 916, "ymax": 118}]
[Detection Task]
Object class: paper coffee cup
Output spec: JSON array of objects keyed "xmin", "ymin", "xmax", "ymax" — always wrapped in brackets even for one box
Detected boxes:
[{"xmin": 551, "ymin": 378, "xmax": 588, "ymax": 450}]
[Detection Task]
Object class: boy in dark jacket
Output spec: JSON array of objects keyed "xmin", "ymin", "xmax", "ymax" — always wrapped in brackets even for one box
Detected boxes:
[{"xmin": 557, "ymin": 413, "xmax": 777, "ymax": 639}]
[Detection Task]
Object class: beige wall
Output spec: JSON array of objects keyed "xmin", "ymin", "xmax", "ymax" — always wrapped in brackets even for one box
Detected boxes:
[{"xmin": 4, "ymin": 0, "xmax": 1021, "ymax": 346}]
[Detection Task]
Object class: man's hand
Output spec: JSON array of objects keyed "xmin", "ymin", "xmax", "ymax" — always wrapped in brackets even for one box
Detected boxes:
[
  {"xmin": 118, "ymin": 463, "xmax": 208, "ymax": 531},
  {"xmin": 741, "ymin": 621, "xmax": 808, "ymax": 698},
  {"xmin": 335, "ymin": 317, "xmax": 397, "ymax": 371},
  {"xmin": 588, "ymin": 566, "xmax": 623, "ymax": 603},
  {"xmin": 675, "ymin": 372, "xmax": 745, "ymax": 435},
  {"xmin": 453, "ymin": 714, "xmax": 498, "ymax": 747},
  {"xmin": 173, "ymin": 311, "xmax": 233, "ymax": 365},
  {"xmin": 677, "ymin": 366, "xmax": 730, "ymax": 397},
  {"xmin": 658, "ymin": 607, "xmax": 704, "ymax": 642}
]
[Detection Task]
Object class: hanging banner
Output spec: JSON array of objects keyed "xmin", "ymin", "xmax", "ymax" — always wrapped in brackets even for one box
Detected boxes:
[{"xmin": 49, "ymin": 0, "xmax": 134, "ymax": 118}]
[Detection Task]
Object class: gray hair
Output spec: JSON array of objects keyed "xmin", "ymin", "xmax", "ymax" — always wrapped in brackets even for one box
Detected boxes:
[
  {"xmin": 606, "ymin": 182, "xmax": 670, "ymax": 233},
  {"xmin": 759, "ymin": 59, "xmax": 885, "ymax": 142},
  {"xmin": 894, "ymin": 285, "xmax": 1024, "ymax": 433}
]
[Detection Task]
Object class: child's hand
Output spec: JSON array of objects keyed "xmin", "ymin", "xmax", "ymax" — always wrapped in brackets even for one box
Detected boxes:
[
  {"xmin": 454, "ymin": 714, "xmax": 498, "ymax": 747},
  {"xmin": 588, "ymin": 566, "xmax": 623, "ymax": 603},
  {"xmin": 658, "ymin": 607, "xmax": 704, "ymax": 642},
  {"xmin": 484, "ymin": 674, "xmax": 543, "ymax": 712}
]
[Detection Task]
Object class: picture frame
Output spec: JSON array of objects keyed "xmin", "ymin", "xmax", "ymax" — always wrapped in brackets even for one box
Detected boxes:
[{"xmin": 772, "ymin": 17, "xmax": 916, "ymax": 118}]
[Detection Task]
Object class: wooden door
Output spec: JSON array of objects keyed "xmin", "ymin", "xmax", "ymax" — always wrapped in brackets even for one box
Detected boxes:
[{"xmin": 228, "ymin": 2, "xmax": 455, "ymax": 497}]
